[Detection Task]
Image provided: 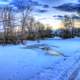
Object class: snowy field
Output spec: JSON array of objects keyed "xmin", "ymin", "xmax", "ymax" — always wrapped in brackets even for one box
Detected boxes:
[{"xmin": 0, "ymin": 37, "xmax": 80, "ymax": 80}]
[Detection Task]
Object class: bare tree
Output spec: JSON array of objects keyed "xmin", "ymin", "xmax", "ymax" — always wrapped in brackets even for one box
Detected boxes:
[
  {"xmin": 33, "ymin": 22, "xmax": 45, "ymax": 41},
  {"xmin": 61, "ymin": 15, "xmax": 75, "ymax": 38},
  {"xmin": 21, "ymin": 6, "xmax": 32, "ymax": 38},
  {"xmin": 26, "ymin": 17, "xmax": 35, "ymax": 33},
  {"xmin": 10, "ymin": 0, "xmax": 33, "ymax": 44},
  {"xmin": 0, "ymin": 6, "xmax": 14, "ymax": 43},
  {"xmin": 14, "ymin": 0, "xmax": 33, "ymax": 41}
]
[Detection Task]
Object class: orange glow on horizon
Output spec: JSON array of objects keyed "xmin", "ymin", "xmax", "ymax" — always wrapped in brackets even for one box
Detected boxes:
[{"xmin": 44, "ymin": 20, "xmax": 80, "ymax": 30}]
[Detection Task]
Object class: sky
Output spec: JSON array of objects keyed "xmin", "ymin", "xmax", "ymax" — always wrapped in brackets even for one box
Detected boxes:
[{"xmin": 0, "ymin": 0, "xmax": 80, "ymax": 29}]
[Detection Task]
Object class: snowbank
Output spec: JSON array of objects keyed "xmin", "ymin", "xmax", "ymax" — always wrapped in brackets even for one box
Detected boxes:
[{"xmin": 0, "ymin": 38, "xmax": 80, "ymax": 80}]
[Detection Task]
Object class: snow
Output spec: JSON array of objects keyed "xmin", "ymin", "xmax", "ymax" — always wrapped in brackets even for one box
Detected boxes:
[
  {"xmin": 53, "ymin": 36, "xmax": 62, "ymax": 40},
  {"xmin": 0, "ymin": 38, "xmax": 80, "ymax": 80}
]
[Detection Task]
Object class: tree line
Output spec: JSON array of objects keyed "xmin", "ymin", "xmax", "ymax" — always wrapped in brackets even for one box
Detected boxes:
[
  {"xmin": 0, "ymin": 5, "xmax": 53, "ymax": 44},
  {"xmin": 54, "ymin": 14, "xmax": 80, "ymax": 39}
]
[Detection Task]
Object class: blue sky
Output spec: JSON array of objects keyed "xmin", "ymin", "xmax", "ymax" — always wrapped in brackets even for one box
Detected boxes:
[{"xmin": 0, "ymin": 0, "xmax": 80, "ymax": 29}]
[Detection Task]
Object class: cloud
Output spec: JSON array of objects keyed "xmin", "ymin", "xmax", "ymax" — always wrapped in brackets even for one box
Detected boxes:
[
  {"xmin": 39, "ymin": 0, "xmax": 64, "ymax": 5},
  {"xmin": 0, "ymin": 0, "xmax": 10, "ymax": 4},
  {"xmin": 10, "ymin": 0, "xmax": 44, "ymax": 12},
  {"xmin": 53, "ymin": 15, "xmax": 64, "ymax": 20},
  {"xmin": 32, "ymin": 1, "xmax": 42, "ymax": 6},
  {"xmin": 43, "ymin": 4, "xmax": 49, "ymax": 8},
  {"xmin": 10, "ymin": 0, "xmax": 30, "ymax": 10},
  {"xmin": 35, "ymin": 9, "xmax": 48, "ymax": 13},
  {"xmin": 53, "ymin": 15, "xmax": 80, "ymax": 20},
  {"xmin": 0, "ymin": 0, "xmax": 9, "ymax": 2},
  {"xmin": 53, "ymin": 3, "xmax": 80, "ymax": 12},
  {"xmin": 72, "ymin": 15, "xmax": 80, "ymax": 19}
]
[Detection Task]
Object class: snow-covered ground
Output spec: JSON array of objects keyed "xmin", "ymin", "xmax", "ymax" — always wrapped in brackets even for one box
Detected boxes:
[{"xmin": 0, "ymin": 37, "xmax": 80, "ymax": 80}]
